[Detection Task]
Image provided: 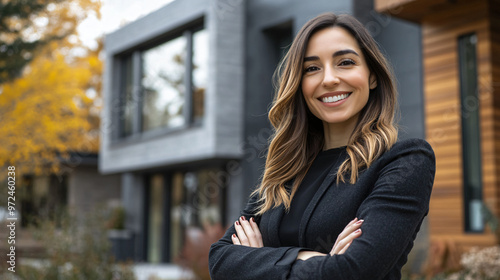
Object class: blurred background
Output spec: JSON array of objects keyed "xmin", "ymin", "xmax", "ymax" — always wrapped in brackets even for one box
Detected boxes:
[{"xmin": 1, "ymin": 0, "xmax": 499, "ymax": 279}]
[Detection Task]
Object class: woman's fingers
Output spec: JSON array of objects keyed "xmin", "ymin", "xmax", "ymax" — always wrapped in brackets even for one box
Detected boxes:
[
  {"xmin": 333, "ymin": 218, "xmax": 362, "ymax": 247},
  {"xmin": 232, "ymin": 216, "xmax": 263, "ymax": 248},
  {"xmin": 338, "ymin": 241, "xmax": 352, "ymax": 255},
  {"xmin": 331, "ymin": 228, "xmax": 362, "ymax": 255},
  {"xmin": 231, "ymin": 233, "xmax": 241, "ymax": 245},
  {"xmin": 234, "ymin": 220, "xmax": 250, "ymax": 246},
  {"xmin": 249, "ymin": 217, "xmax": 264, "ymax": 247},
  {"xmin": 238, "ymin": 216, "xmax": 262, "ymax": 248},
  {"xmin": 331, "ymin": 218, "xmax": 363, "ymax": 255}
]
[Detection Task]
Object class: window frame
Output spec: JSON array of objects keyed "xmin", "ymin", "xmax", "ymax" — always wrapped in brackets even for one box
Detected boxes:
[
  {"xmin": 458, "ymin": 32, "xmax": 484, "ymax": 233},
  {"xmin": 113, "ymin": 19, "xmax": 205, "ymax": 143}
]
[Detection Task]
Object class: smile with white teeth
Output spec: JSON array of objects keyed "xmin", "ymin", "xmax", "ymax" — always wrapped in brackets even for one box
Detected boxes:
[{"xmin": 321, "ymin": 93, "xmax": 351, "ymax": 103}]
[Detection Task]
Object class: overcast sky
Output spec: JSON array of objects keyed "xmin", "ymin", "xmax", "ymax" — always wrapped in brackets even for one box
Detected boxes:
[{"xmin": 77, "ymin": 0, "xmax": 174, "ymax": 49}]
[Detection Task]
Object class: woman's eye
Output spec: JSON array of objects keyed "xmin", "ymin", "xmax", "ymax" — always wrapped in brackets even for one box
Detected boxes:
[
  {"xmin": 304, "ymin": 66, "xmax": 320, "ymax": 73},
  {"xmin": 339, "ymin": 59, "xmax": 355, "ymax": 66}
]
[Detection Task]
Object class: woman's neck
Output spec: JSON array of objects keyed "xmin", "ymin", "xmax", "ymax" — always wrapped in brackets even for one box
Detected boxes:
[{"xmin": 322, "ymin": 117, "xmax": 359, "ymax": 150}]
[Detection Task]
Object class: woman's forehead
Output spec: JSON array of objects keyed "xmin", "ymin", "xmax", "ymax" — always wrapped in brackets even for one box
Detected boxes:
[{"xmin": 305, "ymin": 27, "xmax": 361, "ymax": 55}]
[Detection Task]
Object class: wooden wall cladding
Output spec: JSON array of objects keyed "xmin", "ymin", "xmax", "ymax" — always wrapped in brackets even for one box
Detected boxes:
[
  {"xmin": 423, "ymin": 0, "xmax": 499, "ymax": 250},
  {"xmin": 490, "ymin": 0, "xmax": 500, "ymax": 226}
]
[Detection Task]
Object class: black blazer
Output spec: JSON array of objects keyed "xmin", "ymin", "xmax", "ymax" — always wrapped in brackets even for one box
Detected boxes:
[{"xmin": 209, "ymin": 138, "xmax": 436, "ymax": 280}]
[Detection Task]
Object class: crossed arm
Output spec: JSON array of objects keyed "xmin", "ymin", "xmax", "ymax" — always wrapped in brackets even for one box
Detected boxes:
[{"xmin": 231, "ymin": 215, "xmax": 363, "ymax": 259}]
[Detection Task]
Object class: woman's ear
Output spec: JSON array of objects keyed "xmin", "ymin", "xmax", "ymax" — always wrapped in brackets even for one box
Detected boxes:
[{"xmin": 369, "ymin": 74, "xmax": 377, "ymax": 90}]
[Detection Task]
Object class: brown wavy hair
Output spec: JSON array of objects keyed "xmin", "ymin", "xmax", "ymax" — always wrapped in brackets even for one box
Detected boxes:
[{"xmin": 252, "ymin": 13, "xmax": 398, "ymax": 215}]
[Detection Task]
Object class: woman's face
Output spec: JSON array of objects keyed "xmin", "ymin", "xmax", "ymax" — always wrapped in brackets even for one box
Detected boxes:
[{"xmin": 301, "ymin": 27, "xmax": 376, "ymax": 128}]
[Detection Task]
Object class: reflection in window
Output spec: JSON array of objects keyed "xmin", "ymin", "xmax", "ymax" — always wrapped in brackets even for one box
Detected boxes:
[
  {"xmin": 147, "ymin": 175, "xmax": 164, "ymax": 263},
  {"xmin": 170, "ymin": 173, "xmax": 184, "ymax": 262},
  {"xmin": 142, "ymin": 36, "xmax": 187, "ymax": 131},
  {"xmin": 192, "ymin": 29, "xmax": 208, "ymax": 123},
  {"xmin": 170, "ymin": 168, "xmax": 225, "ymax": 260},
  {"xmin": 121, "ymin": 55, "xmax": 134, "ymax": 137}
]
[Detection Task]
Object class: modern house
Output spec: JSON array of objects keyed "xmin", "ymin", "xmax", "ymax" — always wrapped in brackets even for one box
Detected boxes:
[{"xmin": 100, "ymin": 0, "xmax": 499, "ymax": 276}]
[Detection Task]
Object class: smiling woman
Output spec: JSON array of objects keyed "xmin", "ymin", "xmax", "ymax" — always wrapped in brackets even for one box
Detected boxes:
[{"xmin": 209, "ymin": 12, "xmax": 435, "ymax": 280}]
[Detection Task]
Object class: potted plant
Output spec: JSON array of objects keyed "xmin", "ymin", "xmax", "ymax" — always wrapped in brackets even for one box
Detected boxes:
[{"xmin": 107, "ymin": 205, "xmax": 134, "ymax": 262}]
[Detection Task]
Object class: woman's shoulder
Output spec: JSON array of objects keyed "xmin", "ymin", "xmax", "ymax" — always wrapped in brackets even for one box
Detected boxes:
[
  {"xmin": 385, "ymin": 138, "xmax": 434, "ymax": 158},
  {"xmin": 373, "ymin": 138, "xmax": 435, "ymax": 170}
]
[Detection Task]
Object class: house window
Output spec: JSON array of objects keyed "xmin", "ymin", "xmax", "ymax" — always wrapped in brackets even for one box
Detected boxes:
[
  {"xmin": 120, "ymin": 54, "xmax": 134, "ymax": 138},
  {"xmin": 192, "ymin": 29, "xmax": 208, "ymax": 123},
  {"xmin": 142, "ymin": 36, "xmax": 187, "ymax": 131},
  {"xmin": 117, "ymin": 24, "xmax": 208, "ymax": 139},
  {"xmin": 458, "ymin": 33, "xmax": 483, "ymax": 233},
  {"xmin": 145, "ymin": 167, "xmax": 226, "ymax": 263},
  {"xmin": 19, "ymin": 175, "xmax": 68, "ymax": 228},
  {"xmin": 146, "ymin": 174, "xmax": 166, "ymax": 263}
]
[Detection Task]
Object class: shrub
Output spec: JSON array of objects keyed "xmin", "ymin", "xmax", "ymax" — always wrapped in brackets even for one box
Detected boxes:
[
  {"xmin": 446, "ymin": 246, "xmax": 500, "ymax": 280},
  {"xmin": 15, "ymin": 208, "xmax": 136, "ymax": 280}
]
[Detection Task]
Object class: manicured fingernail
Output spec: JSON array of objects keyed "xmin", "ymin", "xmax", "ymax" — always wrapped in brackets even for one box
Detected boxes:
[
  {"xmin": 232, "ymin": 234, "xmax": 236, "ymax": 238},
  {"xmin": 241, "ymin": 216, "xmax": 246, "ymax": 221},
  {"xmin": 235, "ymin": 221, "xmax": 240, "ymax": 226},
  {"xmin": 355, "ymin": 229, "xmax": 362, "ymax": 233},
  {"xmin": 250, "ymin": 217, "xmax": 255, "ymax": 223},
  {"xmin": 355, "ymin": 219, "xmax": 364, "ymax": 225}
]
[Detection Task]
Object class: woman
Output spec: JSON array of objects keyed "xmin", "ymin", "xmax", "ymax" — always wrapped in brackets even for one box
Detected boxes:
[{"xmin": 209, "ymin": 12, "xmax": 435, "ymax": 280}]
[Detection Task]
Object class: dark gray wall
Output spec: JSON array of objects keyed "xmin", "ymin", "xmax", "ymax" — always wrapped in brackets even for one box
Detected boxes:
[{"xmin": 354, "ymin": 0, "xmax": 425, "ymax": 140}]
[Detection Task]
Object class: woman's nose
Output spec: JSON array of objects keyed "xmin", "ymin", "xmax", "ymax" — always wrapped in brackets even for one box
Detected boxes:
[{"xmin": 322, "ymin": 66, "xmax": 340, "ymax": 88}]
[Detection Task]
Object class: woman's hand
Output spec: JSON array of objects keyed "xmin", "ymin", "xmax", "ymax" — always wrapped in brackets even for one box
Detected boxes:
[
  {"xmin": 296, "ymin": 218, "xmax": 363, "ymax": 261},
  {"xmin": 231, "ymin": 216, "xmax": 263, "ymax": 248},
  {"xmin": 329, "ymin": 217, "xmax": 363, "ymax": 255}
]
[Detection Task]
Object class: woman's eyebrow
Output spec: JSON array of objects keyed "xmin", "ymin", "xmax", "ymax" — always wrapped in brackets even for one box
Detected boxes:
[
  {"xmin": 303, "ymin": 49, "xmax": 360, "ymax": 62},
  {"xmin": 333, "ymin": 49, "xmax": 359, "ymax": 57}
]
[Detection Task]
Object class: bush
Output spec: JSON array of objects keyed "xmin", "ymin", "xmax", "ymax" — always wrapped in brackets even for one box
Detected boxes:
[
  {"xmin": 14, "ymin": 208, "xmax": 136, "ymax": 280},
  {"xmin": 446, "ymin": 246, "xmax": 500, "ymax": 280}
]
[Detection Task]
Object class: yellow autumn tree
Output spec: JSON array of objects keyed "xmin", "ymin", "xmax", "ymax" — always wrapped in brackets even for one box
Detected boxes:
[{"xmin": 0, "ymin": 0, "xmax": 102, "ymax": 176}]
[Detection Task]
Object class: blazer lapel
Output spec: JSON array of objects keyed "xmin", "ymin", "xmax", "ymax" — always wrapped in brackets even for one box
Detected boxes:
[
  {"xmin": 267, "ymin": 204, "xmax": 285, "ymax": 246},
  {"xmin": 297, "ymin": 170, "xmax": 337, "ymax": 247}
]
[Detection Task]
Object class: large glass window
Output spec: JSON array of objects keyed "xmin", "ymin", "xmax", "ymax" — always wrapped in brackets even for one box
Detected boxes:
[
  {"xmin": 170, "ymin": 168, "xmax": 225, "ymax": 260},
  {"xmin": 120, "ymin": 55, "xmax": 134, "ymax": 137},
  {"xmin": 192, "ymin": 29, "xmax": 208, "ymax": 123},
  {"xmin": 145, "ymin": 166, "xmax": 225, "ymax": 263},
  {"xmin": 142, "ymin": 36, "xmax": 187, "ymax": 131},
  {"xmin": 458, "ymin": 33, "xmax": 483, "ymax": 232},
  {"xmin": 117, "ymin": 24, "xmax": 208, "ymax": 139},
  {"xmin": 19, "ymin": 175, "xmax": 68, "ymax": 228},
  {"xmin": 147, "ymin": 175, "xmax": 165, "ymax": 263}
]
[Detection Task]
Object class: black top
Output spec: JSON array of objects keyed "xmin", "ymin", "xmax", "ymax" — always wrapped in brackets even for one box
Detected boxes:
[
  {"xmin": 280, "ymin": 147, "xmax": 346, "ymax": 246},
  {"xmin": 209, "ymin": 138, "xmax": 436, "ymax": 280}
]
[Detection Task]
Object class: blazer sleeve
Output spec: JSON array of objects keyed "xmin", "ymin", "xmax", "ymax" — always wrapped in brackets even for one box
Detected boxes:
[
  {"xmin": 209, "ymin": 192, "xmax": 304, "ymax": 280},
  {"xmin": 288, "ymin": 139, "xmax": 436, "ymax": 280}
]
